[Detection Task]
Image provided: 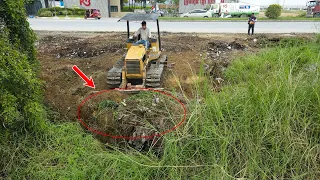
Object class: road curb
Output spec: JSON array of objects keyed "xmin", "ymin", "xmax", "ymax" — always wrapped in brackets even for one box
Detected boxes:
[{"xmin": 30, "ymin": 17, "xmax": 320, "ymax": 22}]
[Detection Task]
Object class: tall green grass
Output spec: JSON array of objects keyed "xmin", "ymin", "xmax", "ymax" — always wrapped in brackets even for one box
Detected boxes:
[{"xmin": 1, "ymin": 37, "xmax": 320, "ymax": 179}]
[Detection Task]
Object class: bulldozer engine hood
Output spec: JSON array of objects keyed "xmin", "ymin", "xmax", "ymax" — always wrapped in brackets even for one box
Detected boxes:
[{"xmin": 125, "ymin": 45, "xmax": 146, "ymax": 60}]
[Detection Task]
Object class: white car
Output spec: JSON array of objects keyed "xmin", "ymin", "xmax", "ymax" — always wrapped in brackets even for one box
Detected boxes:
[{"xmin": 181, "ymin": 9, "xmax": 212, "ymax": 18}]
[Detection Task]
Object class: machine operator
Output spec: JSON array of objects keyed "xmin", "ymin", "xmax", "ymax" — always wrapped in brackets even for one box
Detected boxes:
[{"xmin": 133, "ymin": 21, "xmax": 151, "ymax": 50}]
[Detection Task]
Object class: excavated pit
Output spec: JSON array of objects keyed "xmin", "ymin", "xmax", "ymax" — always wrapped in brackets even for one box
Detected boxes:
[{"xmin": 78, "ymin": 91, "xmax": 185, "ymax": 154}]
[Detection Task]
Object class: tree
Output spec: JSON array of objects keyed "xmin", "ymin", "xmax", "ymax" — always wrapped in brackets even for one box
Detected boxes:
[
  {"xmin": 172, "ymin": 0, "xmax": 179, "ymax": 5},
  {"xmin": 142, "ymin": 0, "xmax": 146, "ymax": 8},
  {"xmin": 120, "ymin": 0, "xmax": 124, "ymax": 10},
  {"xmin": 0, "ymin": 0, "xmax": 46, "ymax": 133},
  {"xmin": 265, "ymin": 4, "xmax": 282, "ymax": 19}
]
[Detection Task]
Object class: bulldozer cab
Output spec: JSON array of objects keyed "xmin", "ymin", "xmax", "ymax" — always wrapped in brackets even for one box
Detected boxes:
[{"xmin": 118, "ymin": 13, "xmax": 162, "ymax": 55}]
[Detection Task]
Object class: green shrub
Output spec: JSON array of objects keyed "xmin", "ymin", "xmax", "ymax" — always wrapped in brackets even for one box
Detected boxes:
[
  {"xmin": 37, "ymin": 7, "xmax": 85, "ymax": 16},
  {"xmin": 48, "ymin": 6, "xmax": 63, "ymax": 12},
  {"xmin": 75, "ymin": 9, "xmax": 85, "ymax": 15},
  {"xmin": 122, "ymin": 6, "xmax": 134, "ymax": 12},
  {"xmin": 265, "ymin": 4, "xmax": 282, "ymax": 19},
  {"xmin": 61, "ymin": 10, "xmax": 69, "ymax": 16},
  {"xmin": 122, "ymin": 6, "xmax": 149, "ymax": 12},
  {"xmin": 298, "ymin": 11, "xmax": 307, "ymax": 17},
  {"xmin": 0, "ymin": 0, "xmax": 46, "ymax": 132},
  {"xmin": 37, "ymin": 8, "xmax": 49, "ymax": 15},
  {"xmin": 39, "ymin": 10, "xmax": 52, "ymax": 17}
]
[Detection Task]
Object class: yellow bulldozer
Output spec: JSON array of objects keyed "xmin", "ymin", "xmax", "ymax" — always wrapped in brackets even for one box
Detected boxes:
[{"xmin": 107, "ymin": 14, "xmax": 167, "ymax": 90}]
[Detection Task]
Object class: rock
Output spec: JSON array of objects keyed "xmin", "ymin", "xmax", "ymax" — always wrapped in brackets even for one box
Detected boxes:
[
  {"xmin": 121, "ymin": 99, "xmax": 126, "ymax": 106},
  {"xmin": 204, "ymin": 64, "xmax": 210, "ymax": 71},
  {"xmin": 215, "ymin": 77, "xmax": 224, "ymax": 84},
  {"xmin": 153, "ymin": 95, "xmax": 160, "ymax": 104}
]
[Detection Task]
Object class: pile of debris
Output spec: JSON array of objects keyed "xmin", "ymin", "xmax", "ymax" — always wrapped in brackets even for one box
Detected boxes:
[
  {"xmin": 206, "ymin": 40, "xmax": 246, "ymax": 61},
  {"xmin": 39, "ymin": 35, "xmax": 125, "ymax": 59},
  {"xmin": 81, "ymin": 91, "xmax": 184, "ymax": 152},
  {"xmin": 60, "ymin": 43, "xmax": 124, "ymax": 58},
  {"xmin": 204, "ymin": 41, "xmax": 247, "ymax": 82}
]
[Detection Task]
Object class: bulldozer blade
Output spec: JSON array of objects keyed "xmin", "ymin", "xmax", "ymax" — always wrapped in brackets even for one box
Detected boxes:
[{"xmin": 114, "ymin": 88, "xmax": 164, "ymax": 93}]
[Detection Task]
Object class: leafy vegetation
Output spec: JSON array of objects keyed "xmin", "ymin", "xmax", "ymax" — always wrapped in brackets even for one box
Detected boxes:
[
  {"xmin": 38, "ymin": 10, "xmax": 52, "ymax": 17},
  {"xmin": 98, "ymin": 100, "xmax": 118, "ymax": 110},
  {"xmin": 1, "ymin": 0, "xmax": 319, "ymax": 179},
  {"xmin": 265, "ymin": 4, "xmax": 282, "ymax": 19},
  {"xmin": 0, "ymin": 0, "xmax": 46, "ymax": 133},
  {"xmin": 37, "ymin": 7, "xmax": 85, "ymax": 16}
]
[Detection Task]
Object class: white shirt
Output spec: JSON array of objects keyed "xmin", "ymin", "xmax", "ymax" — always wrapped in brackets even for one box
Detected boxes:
[{"xmin": 134, "ymin": 27, "xmax": 151, "ymax": 41}]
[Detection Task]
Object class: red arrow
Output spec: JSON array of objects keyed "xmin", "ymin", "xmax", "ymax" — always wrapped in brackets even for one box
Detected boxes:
[{"xmin": 72, "ymin": 65, "xmax": 95, "ymax": 89}]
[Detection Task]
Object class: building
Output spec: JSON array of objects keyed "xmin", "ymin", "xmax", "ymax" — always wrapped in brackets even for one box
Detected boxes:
[
  {"xmin": 64, "ymin": 0, "xmax": 124, "ymax": 18},
  {"xmin": 179, "ymin": 0, "xmax": 307, "ymax": 13},
  {"xmin": 179, "ymin": 0, "xmax": 238, "ymax": 13}
]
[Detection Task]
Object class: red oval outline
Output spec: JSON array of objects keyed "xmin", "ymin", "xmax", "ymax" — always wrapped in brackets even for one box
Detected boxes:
[{"xmin": 77, "ymin": 88, "xmax": 187, "ymax": 140}]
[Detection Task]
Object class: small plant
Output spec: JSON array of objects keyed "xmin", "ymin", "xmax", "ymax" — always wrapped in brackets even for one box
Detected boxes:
[
  {"xmin": 99, "ymin": 100, "xmax": 118, "ymax": 110},
  {"xmin": 298, "ymin": 12, "xmax": 307, "ymax": 18},
  {"xmin": 265, "ymin": 4, "xmax": 282, "ymax": 19}
]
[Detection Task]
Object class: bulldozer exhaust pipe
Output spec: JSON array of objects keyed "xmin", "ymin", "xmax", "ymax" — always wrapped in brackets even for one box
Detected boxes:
[
  {"xmin": 157, "ymin": 19, "xmax": 161, "ymax": 51},
  {"xmin": 127, "ymin": 20, "xmax": 130, "ymax": 38}
]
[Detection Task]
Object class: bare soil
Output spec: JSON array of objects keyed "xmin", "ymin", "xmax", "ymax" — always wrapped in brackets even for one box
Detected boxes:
[
  {"xmin": 37, "ymin": 32, "xmax": 310, "ymax": 121},
  {"xmin": 36, "ymin": 31, "xmax": 312, "ymax": 151}
]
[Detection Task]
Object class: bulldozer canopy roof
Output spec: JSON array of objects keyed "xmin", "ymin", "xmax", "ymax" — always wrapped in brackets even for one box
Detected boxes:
[{"xmin": 118, "ymin": 13, "xmax": 159, "ymax": 22}]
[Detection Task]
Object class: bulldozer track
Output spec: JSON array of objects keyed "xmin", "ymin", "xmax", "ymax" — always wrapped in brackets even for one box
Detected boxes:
[
  {"xmin": 146, "ymin": 55, "xmax": 167, "ymax": 88},
  {"xmin": 107, "ymin": 57, "xmax": 124, "ymax": 87}
]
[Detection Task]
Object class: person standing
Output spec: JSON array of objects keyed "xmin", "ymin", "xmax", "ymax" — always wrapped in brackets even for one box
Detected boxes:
[{"xmin": 248, "ymin": 13, "xmax": 257, "ymax": 36}]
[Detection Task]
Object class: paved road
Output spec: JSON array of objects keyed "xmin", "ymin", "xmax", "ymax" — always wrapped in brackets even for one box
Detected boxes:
[{"xmin": 28, "ymin": 18, "xmax": 320, "ymax": 33}]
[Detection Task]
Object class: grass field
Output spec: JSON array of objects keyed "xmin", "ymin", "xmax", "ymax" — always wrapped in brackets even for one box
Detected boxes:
[{"xmin": 1, "ymin": 36, "xmax": 319, "ymax": 179}]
